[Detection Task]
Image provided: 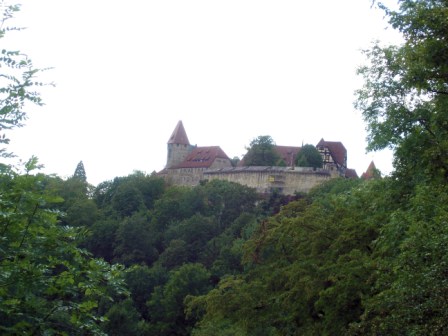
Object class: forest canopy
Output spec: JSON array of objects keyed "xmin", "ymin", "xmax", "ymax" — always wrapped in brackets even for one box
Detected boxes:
[{"xmin": 1, "ymin": 1, "xmax": 448, "ymax": 335}]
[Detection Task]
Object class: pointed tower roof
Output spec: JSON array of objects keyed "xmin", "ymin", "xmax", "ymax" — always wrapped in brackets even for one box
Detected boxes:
[
  {"xmin": 168, "ymin": 120, "xmax": 190, "ymax": 145},
  {"xmin": 361, "ymin": 161, "xmax": 377, "ymax": 179}
]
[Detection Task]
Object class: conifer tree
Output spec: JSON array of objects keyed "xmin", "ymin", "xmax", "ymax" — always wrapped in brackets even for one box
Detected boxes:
[{"xmin": 73, "ymin": 160, "xmax": 87, "ymax": 182}]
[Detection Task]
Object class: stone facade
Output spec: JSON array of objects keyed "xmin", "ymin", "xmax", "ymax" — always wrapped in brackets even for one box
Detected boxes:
[
  {"xmin": 159, "ymin": 121, "xmax": 357, "ymax": 195},
  {"xmin": 204, "ymin": 166, "xmax": 332, "ymax": 194},
  {"xmin": 164, "ymin": 158, "xmax": 233, "ymax": 187}
]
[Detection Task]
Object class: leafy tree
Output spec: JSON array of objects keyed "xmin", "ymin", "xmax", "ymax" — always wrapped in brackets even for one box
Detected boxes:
[
  {"xmin": 48, "ymin": 173, "xmax": 97, "ymax": 227},
  {"xmin": 164, "ymin": 214, "xmax": 218, "ymax": 263},
  {"xmin": 355, "ymin": 0, "xmax": 448, "ymax": 185},
  {"xmin": 158, "ymin": 239, "xmax": 191, "ymax": 269},
  {"xmin": 230, "ymin": 156, "xmax": 240, "ymax": 167},
  {"xmin": 350, "ymin": 184, "xmax": 448, "ymax": 335},
  {"xmin": 202, "ymin": 179, "xmax": 258, "ymax": 228},
  {"xmin": 351, "ymin": 4, "xmax": 448, "ymax": 333},
  {"xmin": 114, "ymin": 212, "xmax": 159, "ymax": 266},
  {"xmin": 0, "ymin": 159, "xmax": 128, "ymax": 334},
  {"xmin": 112, "ymin": 183, "xmax": 145, "ymax": 217},
  {"xmin": 94, "ymin": 172, "xmax": 165, "ymax": 217},
  {"xmin": 243, "ymin": 135, "xmax": 281, "ymax": 166},
  {"xmin": 188, "ymin": 178, "xmax": 391, "ymax": 335},
  {"xmin": 0, "ymin": 5, "xmax": 128, "ymax": 334},
  {"xmin": 64, "ymin": 197, "xmax": 98, "ymax": 227},
  {"xmin": 103, "ymin": 299, "xmax": 142, "ymax": 336},
  {"xmin": 0, "ymin": 2, "xmax": 47, "ymax": 158},
  {"xmin": 87, "ymin": 218, "xmax": 120, "ymax": 262},
  {"xmin": 125, "ymin": 264, "xmax": 168, "ymax": 319},
  {"xmin": 295, "ymin": 144, "xmax": 323, "ymax": 168},
  {"xmin": 147, "ymin": 263, "xmax": 211, "ymax": 336}
]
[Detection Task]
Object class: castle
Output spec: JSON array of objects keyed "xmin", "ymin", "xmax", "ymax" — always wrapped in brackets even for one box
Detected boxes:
[{"xmin": 159, "ymin": 121, "xmax": 358, "ymax": 195}]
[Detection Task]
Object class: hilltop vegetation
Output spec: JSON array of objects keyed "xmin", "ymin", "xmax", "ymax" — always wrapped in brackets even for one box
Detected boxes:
[{"xmin": 1, "ymin": 0, "xmax": 448, "ymax": 335}]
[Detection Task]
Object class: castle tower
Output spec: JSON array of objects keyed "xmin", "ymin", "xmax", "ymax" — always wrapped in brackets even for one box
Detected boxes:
[{"xmin": 166, "ymin": 120, "xmax": 194, "ymax": 168}]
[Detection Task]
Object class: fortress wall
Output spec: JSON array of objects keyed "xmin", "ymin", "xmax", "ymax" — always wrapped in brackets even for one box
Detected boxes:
[
  {"xmin": 164, "ymin": 166, "xmax": 334, "ymax": 194},
  {"xmin": 204, "ymin": 167, "xmax": 332, "ymax": 195},
  {"xmin": 165, "ymin": 167, "xmax": 206, "ymax": 187}
]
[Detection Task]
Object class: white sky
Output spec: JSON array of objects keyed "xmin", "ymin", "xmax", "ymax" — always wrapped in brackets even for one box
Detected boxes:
[{"xmin": 5, "ymin": 0, "xmax": 401, "ymax": 185}]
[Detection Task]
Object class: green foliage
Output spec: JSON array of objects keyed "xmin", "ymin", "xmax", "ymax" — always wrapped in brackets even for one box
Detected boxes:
[
  {"xmin": 125, "ymin": 264, "xmax": 168, "ymax": 319},
  {"xmin": 185, "ymin": 4, "xmax": 448, "ymax": 335},
  {"xmin": 112, "ymin": 183, "xmax": 145, "ymax": 217},
  {"xmin": 295, "ymin": 144, "xmax": 323, "ymax": 168},
  {"xmin": 355, "ymin": 0, "xmax": 448, "ymax": 184},
  {"xmin": 86, "ymin": 175, "xmax": 261, "ymax": 332},
  {"xmin": 113, "ymin": 212, "xmax": 159, "ymax": 266},
  {"xmin": 230, "ymin": 156, "xmax": 240, "ymax": 167},
  {"xmin": 350, "ymin": 184, "xmax": 448, "ymax": 335},
  {"xmin": 147, "ymin": 263, "xmax": 211, "ymax": 336},
  {"xmin": 94, "ymin": 171, "xmax": 165, "ymax": 215},
  {"xmin": 104, "ymin": 299, "xmax": 142, "ymax": 336},
  {"xmin": 86, "ymin": 218, "xmax": 120, "ymax": 262},
  {"xmin": 243, "ymin": 135, "xmax": 281, "ymax": 166},
  {"xmin": 7, "ymin": 3, "xmax": 448, "ymax": 335},
  {"xmin": 158, "ymin": 239, "xmax": 191, "ymax": 269},
  {"xmin": 64, "ymin": 197, "xmax": 98, "ymax": 227},
  {"xmin": 47, "ymin": 174, "xmax": 97, "ymax": 227},
  {"xmin": 201, "ymin": 179, "xmax": 259, "ymax": 226},
  {"xmin": 0, "ymin": 160, "xmax": 128, "ymax": 335},
  {"xmin": 0, "ymin": 2, "xmax": 48, "ymax": 157},
  {"xmin": 188, "ymin": 178, "xmax": 392, "ymax": 335}
]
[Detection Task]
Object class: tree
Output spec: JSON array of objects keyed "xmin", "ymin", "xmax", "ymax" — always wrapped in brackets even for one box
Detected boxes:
[
  {"xmin": 243, "ymin": 135, "xmax": 282, "ymax": 166},
  {"xmin": 125, "ymin": 264, "xmax": 168, "ymax": 319},
  {"xmin": 93, "ymin": 172, "xmax": 165, "ymax": 214},
  {"xmin": 0, "ymin": 159, "xmax": 128, "ymax": 334},
  {"xmin": 48, "ymin": 172, "xmax": 96, "ymax": 227},
  {"xmin": 103, "ymin": 299, "xmax": 142, "ymax": 336},
  {"xmin": 230, "ymin": 156, "xmax": 240, "ymax": 167},
  {"xmin": 0, "ymin": 5, "xmax": 127, "ymax": 333},
  {"xmin": 112, "ymin": 183, "xmax": 145, "ymax": 217},
  {"xmin": 349, "ymin": 1, "xmax": 448, "ymax": 334},
  {"xmin": 355, "ymin": 0, "xmax": 448, "ymax": 184},
  {"xmin": 350, "ymin": 184, "xmax": 448, "ymax": 335},
  {"xmin": 188, "ymin": 178, "xmax": 391, "ymax": 335},
  {"xmin": 113, "ymin": 212, "xmax": 159, "ymax": 266},
  {"xmin": 295, "ymin": 144, "xmax": 323, "ymax": 169},
  {"xmin": 0, "ymin": 2, "xmax": 47, "ymax": 158},
  {"xmin": 147, "ymin": 263, "xmax": 211, "ymax": 335},
  {"xmin": 73, "ymin": 160, "xmax": 87, "ymax": 183}
]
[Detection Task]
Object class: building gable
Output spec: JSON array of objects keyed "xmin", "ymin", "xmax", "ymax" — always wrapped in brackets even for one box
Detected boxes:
[
  {"xmin": 316, "ymin": 138, "xmax": 347, "ymax": 168},
  {"xmin": 173, "ymin": 146, "xmax": 231, "ymax": 169}
]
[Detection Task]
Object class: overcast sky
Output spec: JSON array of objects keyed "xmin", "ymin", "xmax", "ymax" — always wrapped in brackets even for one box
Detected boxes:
[{"xmin": 6, "ymin": 0, "xmax": 401, "ymax": 185}]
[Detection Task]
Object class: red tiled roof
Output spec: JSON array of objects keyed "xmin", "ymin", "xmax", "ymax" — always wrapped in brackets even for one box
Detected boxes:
[
  {"xmin": 317, "ymin": 138, "xmax": 347, "ymax": 167},
  {"xmin": 168, "ymin": 120, "xmax": 190, "ymax": 145},
  {"xmin": 173, "ymin": 146, "xmax": 230, "ymax": 168},
  {"xmin": 275, "ymin": 146, "xmax": 301, "ymax": 166},
  {"xmin": 345, "ymin": 168, "xmax": 358, "ymax": 178}
]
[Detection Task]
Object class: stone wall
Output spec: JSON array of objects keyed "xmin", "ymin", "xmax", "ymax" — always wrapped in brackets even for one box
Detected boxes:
[
  {"xmin": 164, "ymin": 157, "xmax": 232, "ymax": 187},
  {"xmin": 204, "ymin": 166, "xmax": 332, "ymax": 195},
  {"xmin": 165, "ymin": 167, "xmax": 206, "ymax": 187}
]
